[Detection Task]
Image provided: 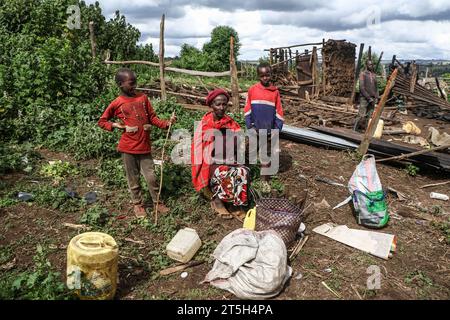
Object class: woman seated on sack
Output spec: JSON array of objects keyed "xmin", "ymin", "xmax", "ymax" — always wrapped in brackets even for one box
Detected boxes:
[{"xmin": 191, "ymin": 89, "xmax": 249, "ymax": 219}]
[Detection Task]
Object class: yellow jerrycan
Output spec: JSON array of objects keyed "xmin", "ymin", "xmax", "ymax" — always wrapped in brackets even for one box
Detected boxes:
[
  {"xmin": 67, "ymin": 232, "xmax": 119, "ymax": 300},
  {"xmin": 243, "ymin": 207, "xmax": 256, "ymax": 230}
]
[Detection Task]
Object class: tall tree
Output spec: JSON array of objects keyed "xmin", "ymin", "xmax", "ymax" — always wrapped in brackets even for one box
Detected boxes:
[{"xmin": 203, "ymin": 26, "xmax": 240, "ymax": 72}]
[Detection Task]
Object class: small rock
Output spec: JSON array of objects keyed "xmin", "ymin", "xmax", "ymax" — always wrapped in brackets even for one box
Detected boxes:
[
  {"xmin": 181, "ymin": 272, "xmax": 188, "ymax": 279},
  {"xmin": 295, "ymin": 273, "xmax": 303, "ymax": 280},
  {"xmin": 323, "ymin": 268, "xmax": 332, "ymax": 273}
]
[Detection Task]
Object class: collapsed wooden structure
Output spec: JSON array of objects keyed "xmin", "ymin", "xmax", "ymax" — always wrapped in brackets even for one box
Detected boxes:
[{"xmin": 389, "ymin": 57, "xmax": 450, "ymax": 121}]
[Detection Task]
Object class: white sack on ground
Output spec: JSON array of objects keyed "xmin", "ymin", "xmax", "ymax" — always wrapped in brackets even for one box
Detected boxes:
[{"xmin": 202, "ymin": 228, "xmax": 291, "ymax": 300}]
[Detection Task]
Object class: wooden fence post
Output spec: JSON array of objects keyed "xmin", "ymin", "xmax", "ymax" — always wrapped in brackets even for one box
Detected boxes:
[
  {"xmin": 88, "ymin": 21, "xmax": 96, "ymax": 59},
  {"xmin": 159, "ymin": 14, "xmax": 166, "ymax": 101},
  {"xmin": 358, "ymin": 68, "xmax": 398, "ymax": 155},
  {"xmin": 230, "ymin": 36, "xmax": 240, "ymax": 113},
  {"xmin": 350, "ymin": 43, "xmax": 364, "ymax": 105}
]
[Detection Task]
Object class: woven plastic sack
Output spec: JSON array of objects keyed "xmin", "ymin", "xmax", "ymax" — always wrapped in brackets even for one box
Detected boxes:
[{"xmin": 348, "ymin": 154, "xmax": 389, "ymax": 228}]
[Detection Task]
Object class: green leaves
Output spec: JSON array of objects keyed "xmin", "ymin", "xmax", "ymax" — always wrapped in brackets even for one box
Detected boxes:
[
  {"xmin": 0, "ymin": 245, "xmax": 71, "ymax": 300},
  {"xmin": 173, "ymin": 26, "xmax": 241, "ymax": 72}
]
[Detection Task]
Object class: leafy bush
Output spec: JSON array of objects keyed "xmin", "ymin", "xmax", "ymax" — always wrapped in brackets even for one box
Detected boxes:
[
  {"xmin": 40, "ymin": 160, "xmax": 79, "ymax": 181},
  {"xmin": 0, "ymin": 143, "xmax": 41, "ymax": 174},
  {"xmin": 97, "ymin": 157, "xmax": 127, "ymax": 188},
  {"xmin": 173, "ymin": 26, "xmax": 240, "ymax": 72},
  {"xmin": 80, "ymin": 205, "xmax": 109, "ymax": 226},
  {"xmin": 0, "ymin": 245, "xmax": 71, "ymax": 300},
  {"xmin": 405, "ymin": 163, "xmax": 419, "ymax": 176}
]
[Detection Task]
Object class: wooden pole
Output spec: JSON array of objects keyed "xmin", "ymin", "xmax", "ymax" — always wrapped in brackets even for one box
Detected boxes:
[
  {"xmin": 230, "ymin": 36, "xmax": 240, "ymax": 113},
  {"xmin": 368, "ymin": 46, "xmax": 372, "ymax": 61},
  {"xmin": 321, "ymin": 39, "xmax": 326, "ymax": 95},
  {"xmin": 375, "ymin": 51, "xmax": 383, "ymax": 73},
  {"xmin": 376, "ymin": 144, "xmax": 450, "ymax": 163},
  {"xmin": 159, "ymin": 14, "xmax": 166, "ymax": 101},
  {"xmin": 435, "ymin": 77, "xmax": 446, "ymax": 100},
  {"xmin": 88, "ymin": 21, "xmax": 96, "ymax": 59},
  {"xmin": 311, "ymin": 46, "xmax": 317, "ymax": 97},
  {"xmin": 358, "ymin": 68, "xmax": 398, "ymax": 155},
  {"xmin": 410, "ymin": 62, "xmax": 417, "ymax": 93},
  {"xmin": 350, "ymin": 43, "xmax": 364, "ymax": 104}
]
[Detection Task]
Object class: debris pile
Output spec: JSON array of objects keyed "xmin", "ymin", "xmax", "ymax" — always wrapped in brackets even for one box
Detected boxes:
[{"xmin": 390, "ymin": 62, "xmax": 450, "ymax": 122}]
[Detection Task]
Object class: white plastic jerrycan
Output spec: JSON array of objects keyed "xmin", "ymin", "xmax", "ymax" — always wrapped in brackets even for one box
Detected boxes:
[{"xmin": 166, "ymin": 228, "xmax": 202, "ymax": 263}]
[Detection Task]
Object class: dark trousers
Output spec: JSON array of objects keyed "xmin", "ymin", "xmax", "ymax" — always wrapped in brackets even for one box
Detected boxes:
[
  {"xmin": 354, "ymin": 97, "xmax": 375, "ymax": 131},
  {"xmin": 122, "ymin": 153, "xmax": 158, "ymax": 205}
]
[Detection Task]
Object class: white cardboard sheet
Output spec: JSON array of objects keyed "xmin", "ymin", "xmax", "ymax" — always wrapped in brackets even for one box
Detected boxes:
[{"xmin": 313, "ymin": 223, "xmax": 396, "ymax": 260}]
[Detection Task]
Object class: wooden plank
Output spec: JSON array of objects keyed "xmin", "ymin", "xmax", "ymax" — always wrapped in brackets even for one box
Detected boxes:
[
  {"xmin": 358, "ymin": 68, "xmax": 398, "ymax": 155},
  {"xmin": 230, "ymin": 36, "xmax": 240, "ymax": 113},
  {"xmin": 159, "ymin": 14, "xmax": 166, "ymax": 101}
]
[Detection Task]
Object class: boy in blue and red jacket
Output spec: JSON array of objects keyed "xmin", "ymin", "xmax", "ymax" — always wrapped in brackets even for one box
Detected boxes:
[{"xmin": 244, "ymin": 63, "xmax": 284, "ymax": 180}]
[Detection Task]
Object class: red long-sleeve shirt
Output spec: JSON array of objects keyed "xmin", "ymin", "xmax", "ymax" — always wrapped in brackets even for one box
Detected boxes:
[{"xmin": 98, "ymin": 93, "xmax": 169, "ymax": 154}]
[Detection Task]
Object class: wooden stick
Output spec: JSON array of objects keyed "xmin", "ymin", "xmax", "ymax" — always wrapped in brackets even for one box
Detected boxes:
[
  {"xmin": 376, "ymin": 144, "xmax": 450, "ymax": 163},
  {"xmin": 159, "ymin": 14, "xmax": 166, "ymax": 101},
  {"xmin": 358, "ymin": 67, "xmax": 398, "ymax": 155},
  {"xmin": 104, "ymin": 60, "xmax": 231, "ymax": 77},
  {"xmin": 124, "ymin": 238, "xmax": 145, "ymax": 245},
  {"xmin": 88, "ymin": 21, "xmax": 96, "ymax": 59},
  {"xmin": 159, "ymin": 261, "xmax": 204, "ymax": 276},
  {"xmin": 63, "ymin": 223, "xmax": 89, "ymax": 230},
  {"xmin": 155, "ymin": 111, "xmax": 175, "ymax": 225},
  {"xmin": 290, "ymin": 235, "xmax": 310, "ymax": 260},
  {"xmin": 263, "ymin": 41, "xmax": 328, "ymax": 51},
  {"xmin": 351, "ymin": 284, "xmax": 364, "ymax": 300},
  {"xmin": 420, "ymin": 181, "xmax": 450, "ymax": 189},
  {"xmin": 321, "ymin": 281, "xmax": 342, "ymax": 299},
  {"xmin": 375, "ymin": 51, "xmax": 383, "ymax": 72},
  {"xmin": 435, "ymin": 77, "xmax": 446, "ymax": 100},
  {"xmin": 137, "ymin": 88, "xmax": 206, "ymax": 100},
  {"xmin": 350, "ymin": 43, "xmax": 364, "ymax": 105},
  {"xmin": 230, "ymin": 36, "xmax": 240, "ymax": 113}
]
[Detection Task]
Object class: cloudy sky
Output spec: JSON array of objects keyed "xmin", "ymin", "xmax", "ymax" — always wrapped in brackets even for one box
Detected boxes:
[{"xmin": 86, "ymin": 0, "xmax": 450, "ymax": 60}]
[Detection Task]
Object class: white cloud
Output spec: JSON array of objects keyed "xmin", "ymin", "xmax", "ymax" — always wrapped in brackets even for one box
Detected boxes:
[{"xmin": 86, "ymin": 0, "xmax": 450, "ymax": 60}]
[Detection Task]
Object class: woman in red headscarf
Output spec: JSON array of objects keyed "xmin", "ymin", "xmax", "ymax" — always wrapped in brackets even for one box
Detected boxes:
[{"xmin": 191, "ymin": 89, "xmax": 249, "ymax": 219}]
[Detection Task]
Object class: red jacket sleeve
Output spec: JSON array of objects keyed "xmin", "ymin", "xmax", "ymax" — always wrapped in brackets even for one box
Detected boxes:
[
  {"xmin": 145, "ymin": 96, "xmax": 169, "ymax": 129},
  {"xmin": 98, "ymin": 100, "xmax": 117, "ymax": 131},
  {"xmin": 274, "ymin": 90, "xmax": 284, "ymax": 130},
  {"xmin": 244, "ymin": 87, "xmax": 253, "ymax": 128}
]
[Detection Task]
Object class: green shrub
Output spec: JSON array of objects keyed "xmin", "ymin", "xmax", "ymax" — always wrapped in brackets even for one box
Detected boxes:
[
  {"xmin": 0, "ymin": 245, "xmax": 71, "ymax": 300},
  {"xmin": 80, "ymin": 205, "xmax": 109, "ymax": 226}
]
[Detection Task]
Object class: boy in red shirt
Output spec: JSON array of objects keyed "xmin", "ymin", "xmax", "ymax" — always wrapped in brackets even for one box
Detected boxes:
[
  {"xmin": 244, "ymin": 63, "xmax": 284, "ymax": 180},
  {"xmin": 98, "ymin": 68, "xmax": 176, "ymax": 218}
]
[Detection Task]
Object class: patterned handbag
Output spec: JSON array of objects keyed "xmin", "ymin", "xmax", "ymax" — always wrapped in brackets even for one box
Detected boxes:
[{"xmin": 251, "ymin": 189, "xmax": 306, "ymax": 247}]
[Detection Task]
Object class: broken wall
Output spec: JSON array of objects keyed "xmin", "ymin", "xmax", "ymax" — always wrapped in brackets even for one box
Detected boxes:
[{"xmin": 322, "ymin": 40, "xmax": 356, "ymax": 97}]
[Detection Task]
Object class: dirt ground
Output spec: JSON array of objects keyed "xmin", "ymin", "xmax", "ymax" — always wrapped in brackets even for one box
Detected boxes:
[{"xmin": 1, "ymin": 132, "xmax": 449, "ymax": 300}]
